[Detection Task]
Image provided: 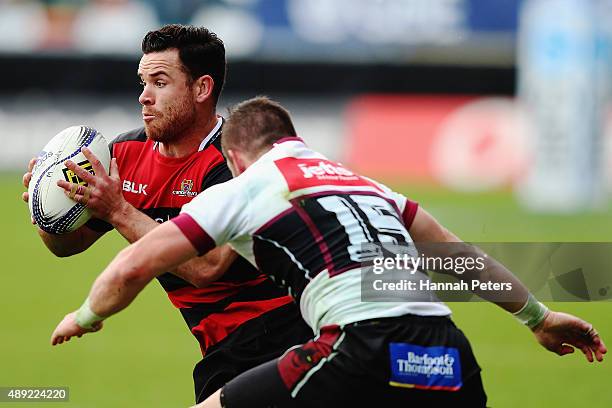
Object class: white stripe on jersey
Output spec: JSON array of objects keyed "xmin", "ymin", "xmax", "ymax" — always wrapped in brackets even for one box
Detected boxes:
[{"xmin": 252, "ymin": 233, "xmax": 312, "ymax": 280}]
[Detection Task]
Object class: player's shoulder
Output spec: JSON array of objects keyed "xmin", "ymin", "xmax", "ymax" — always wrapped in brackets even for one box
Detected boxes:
[
  {"xmin": 111, "ymin": 127, "xmax": 147, "ymax": 146},
  {"xmin": 232, "ymin": 155, "xmax": 286, "ymax": 202},
  {"xmin": 189, "ymin": 170, "xmax": 246, "ymax": 215}
]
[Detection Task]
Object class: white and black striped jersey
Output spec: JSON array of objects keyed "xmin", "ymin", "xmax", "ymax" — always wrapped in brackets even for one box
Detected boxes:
[{"xmin": 173, "ymin": 137, "xmax": 451, "ymax": 332}]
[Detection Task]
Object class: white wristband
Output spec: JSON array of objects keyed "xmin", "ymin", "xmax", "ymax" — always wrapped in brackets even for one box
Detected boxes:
[
  {"xmin": 513, "ymin": 293, "xmax": 549, "ymax": 329},
  {"xmin": 75, "ymin": 298, "xmax": 104, "ymax": 329}
]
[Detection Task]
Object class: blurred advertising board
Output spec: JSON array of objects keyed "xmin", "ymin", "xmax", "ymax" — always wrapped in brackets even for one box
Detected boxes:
[
  {"xmin": 1, "ymin": 0, "xmax": 522, "ymax": 65},
  {"xmin": 344, "ymin": 94, "xmax": 612, "ymax": 193},
  {"xmin": 249, "ymin": 0, "xmax": 521, "ymax": 64}
]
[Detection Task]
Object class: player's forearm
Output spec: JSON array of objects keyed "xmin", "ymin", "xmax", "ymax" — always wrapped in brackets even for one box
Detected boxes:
[
  {"xmin": 436, "ymin": 243, "xmax": 529, "ymax": 313},
  {"xmin": 86, "ymin": 245, "xmax": 154, "ymax": 318},
  {"xmin": 107, "ymin": 202, "xmax": 160, "ymax": 244},
  {"xmin": 410, "ymin": 239, "xmax": 527, "ymax": 312},
  {"xmin": 80, "ymin": 221, "xmax": 200, "ymax": 322},
  {"xmin": 173, "ymin": 245, "xmax": 238, "ymax": 287},
  {"xmin": 409, "ymin": 207, "xmax": 529, "ymax": 313},
  {"xmin": 38, "ymin": 226, "xmax": 101, "ymax": 257},
  {"xmin": 107, "ymin": 203, "xmax": 230, "ymax": 287},
  {"xmin": 38, "ymin": 228, "xmax": 82, "ymax": 257}
]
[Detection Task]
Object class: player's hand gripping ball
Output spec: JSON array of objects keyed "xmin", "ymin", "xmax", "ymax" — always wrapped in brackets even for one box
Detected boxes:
[{"xmin": 28, "ymin": 126, "xmax": 110, "ymax": 234}]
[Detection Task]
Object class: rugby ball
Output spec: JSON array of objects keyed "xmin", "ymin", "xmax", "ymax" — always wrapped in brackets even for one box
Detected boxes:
[{"xmin": 28, "ymin": 126, "xmax": 110, "ymax": 234}]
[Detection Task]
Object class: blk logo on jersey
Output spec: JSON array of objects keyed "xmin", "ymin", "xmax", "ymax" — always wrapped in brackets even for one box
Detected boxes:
[
  {"xmin": 275, "ymin": 157, "xmax": 380, "ymax": 192},
  {"xmin": 62, "ymin": 160, "xmax": 94, "ymax": 186},
  {"xmin": 123, "ymin": 180, "xmax": 148, "ymax": 195},
  {"xmin": 172, "ymin": 179, "xmax": 197, "ymax": 197},
  {"xmin": 388, "ymin": 343, "xmax": 462, "ymax": 391}
]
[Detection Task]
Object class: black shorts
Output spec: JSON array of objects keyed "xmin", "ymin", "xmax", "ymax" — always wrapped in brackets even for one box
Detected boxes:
[
  {"xmin": 193, "ymin": 303, "xmax": 313, "ymax": 403},
  {"xmin": 221, "ymin": 314, "xmax": 487, "ymax": 408}
]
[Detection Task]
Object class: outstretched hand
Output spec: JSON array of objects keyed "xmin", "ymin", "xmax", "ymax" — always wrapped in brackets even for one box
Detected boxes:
[
  {"xmin": 532, "ymin": 311, "xmax": 606, "ymax": 362},
  {"xmin": 51, "ymin": 312, "xmax": 103, "ymax": 346}
]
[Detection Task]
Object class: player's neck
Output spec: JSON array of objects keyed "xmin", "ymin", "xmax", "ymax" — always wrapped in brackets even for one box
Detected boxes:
[{"xmin": 158, "ymin": 113, "xmax": 219, "ymax": 158}]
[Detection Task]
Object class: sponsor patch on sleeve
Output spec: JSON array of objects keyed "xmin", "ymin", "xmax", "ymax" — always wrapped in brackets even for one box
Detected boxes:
[{"xmin": 388, "ymin": 343, "xmax": 462, "ymax": 391}]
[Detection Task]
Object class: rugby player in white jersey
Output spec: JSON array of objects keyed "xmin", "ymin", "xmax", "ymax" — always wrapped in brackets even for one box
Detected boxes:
[{"xmin": 50, "ymin": 97, "xmax": 606, "ymax": 407}]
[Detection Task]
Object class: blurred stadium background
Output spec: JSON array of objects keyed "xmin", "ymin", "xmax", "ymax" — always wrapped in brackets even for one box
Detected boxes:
[{"xmin": 1, "ymin": 0, "xmax": 612, "ymax": 406}]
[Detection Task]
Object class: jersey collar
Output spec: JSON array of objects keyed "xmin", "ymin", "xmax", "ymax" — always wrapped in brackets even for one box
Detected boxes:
[
  {"xmin": 151, "ymin": 116, "xmax": 224, "ymax": 152},
  {"xmin": 198, "ymin": 116, "xmax": 224, "ymax": 151},
  {"xmin": 273, "ymin": 136, "xmax": 305, "ymax": 145}
]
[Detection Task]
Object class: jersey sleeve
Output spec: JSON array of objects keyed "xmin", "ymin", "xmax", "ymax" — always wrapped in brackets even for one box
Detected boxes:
[
  {"xmin": 171, "ymin": 178, "xmax": 250, "ymax": 255},
  {"xmin": 401, "ymin": 199, "xmax": 419, "ymax": 229},
  {"xmin": 85, "ymin": 217, "xmax": 114, "ymax": 232},
  {"xmin": 364, "ymin": 176, "xmax": 419, "ymax": 229}
]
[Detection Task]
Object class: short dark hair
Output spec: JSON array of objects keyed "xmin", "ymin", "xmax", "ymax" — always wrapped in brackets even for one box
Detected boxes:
[
  {"xmin": 222, "ymin": 96, "xmax": 297, "ymax": 156},
  {"xmin": 142, "ymin": 24, "xmax": 226, "ymax": 104}
]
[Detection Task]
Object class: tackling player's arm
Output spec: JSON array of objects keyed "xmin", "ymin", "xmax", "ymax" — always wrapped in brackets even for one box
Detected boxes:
[
  {"xmin": 51, "ymin": 220, "xmax": 204, "ymax": 344},
  {"xmin": 408, "ymin": 207, "xmax": 528, "ymax": 312},
  {"xmin": 105, "ymin": 202, "xmax": 235, "ymax": 287},
  {"xmin": 51, "ymin": 176, "xmax": 246, "ymax": 345},
  {"xmin": 93, "ymin": 155, "xmax": 238, "ymax": 287},
  {"xmin": 408, "ymin": 206, "xmax": 607, "ymax": 362}
]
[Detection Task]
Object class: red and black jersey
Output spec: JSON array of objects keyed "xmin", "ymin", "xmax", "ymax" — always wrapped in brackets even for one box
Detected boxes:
[{"xmin": 86, "ymin": 121, "xmax": 301, "ymax": 356}]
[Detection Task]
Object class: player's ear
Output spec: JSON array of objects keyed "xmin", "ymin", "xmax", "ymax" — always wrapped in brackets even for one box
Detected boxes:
[
  {"xmin": 194, "ymin": 75, "xmax": 214, "ymax": 103},
  {"xmin": 226, "ymin": 149, "xmax": 246, "ymax": 177}
]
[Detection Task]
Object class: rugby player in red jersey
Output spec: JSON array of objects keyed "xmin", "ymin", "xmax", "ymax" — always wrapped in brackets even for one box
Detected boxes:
[
  {"xmin": 49, "ymin": 97, "xmax": 606, "ymax": 407},
  {"xmin": 22, "ymin": 26, "xmax": 311, "ymax": 404}
]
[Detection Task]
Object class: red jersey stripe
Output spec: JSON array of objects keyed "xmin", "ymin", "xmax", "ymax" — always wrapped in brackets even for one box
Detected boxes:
[
  {"xmin": 192, "ymin": 296, "xmax": 295, "ymax": 354},
  {"xmin": 402, "ymin": 200, "xmax": 419, "ymax": 229},
  {"xmin": 167, "ymin": 275, "xmax": 268, "ymax": 308}
]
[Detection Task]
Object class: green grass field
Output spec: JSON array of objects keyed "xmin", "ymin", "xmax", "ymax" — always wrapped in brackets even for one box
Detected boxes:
[{"xmin": 1, "ymin": 173, "xmax": 611, "ymax": 407}]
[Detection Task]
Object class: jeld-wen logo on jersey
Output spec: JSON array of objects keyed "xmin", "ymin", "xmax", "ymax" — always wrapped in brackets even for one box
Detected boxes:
[
  {"xmin": 388, "ymin": 343, "xmax": 462, "ymax": 391},
  {"xmin": 123, "ymin": 180, "xmax": 148, "ymax": 195},
  {"xmin": 298, "ymin": 161, "xmax": 356, "ymax": 179},
  {"xmin": 276, "ymin": 157, "xmax": 379, "ymax": 192}
]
